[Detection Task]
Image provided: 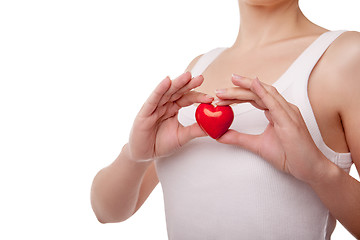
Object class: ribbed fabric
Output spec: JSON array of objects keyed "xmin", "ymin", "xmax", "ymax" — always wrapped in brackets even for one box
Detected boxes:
[{"xmin": 155, "ymin": 30, "xmax": 353, "ymax": 240}]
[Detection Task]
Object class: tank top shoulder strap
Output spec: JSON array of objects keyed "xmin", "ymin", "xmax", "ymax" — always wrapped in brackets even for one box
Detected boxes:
[
  {"xmin": 271, "ymin": 30, "xmax": 348, "ymax": 94},
  {"xmin": 190, "ymin": 47, "xmax": 227, "ymax": 77},
  {"xmin": 288, "ymin": 30, "xmax": 347, "ymax": 83},
  {"xmin": 288, "ymin": 30, "xmax": 352, "ymax": 171}
]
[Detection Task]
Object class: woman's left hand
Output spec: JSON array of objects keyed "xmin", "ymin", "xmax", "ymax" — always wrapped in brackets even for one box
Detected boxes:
[{"xmin": 214, "ymin": 74, "xmax": 331, "ymax": 184}]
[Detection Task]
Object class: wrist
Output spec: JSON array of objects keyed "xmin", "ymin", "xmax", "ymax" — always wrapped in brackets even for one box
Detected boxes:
[
  {"xmin": 308, "ymin": 154, "xmax": 342, "ymax": 188},
  {"xmin": 121, "ymin": 143, "xmax": 154, "ymax": 166}
]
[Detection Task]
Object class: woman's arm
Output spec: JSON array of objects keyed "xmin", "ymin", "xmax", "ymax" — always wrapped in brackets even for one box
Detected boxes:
[
  {"xmin": 91, "ymin": 71, "xmax": 213, "ymax": 223},
  {"xmin": 309, "ymin": 31, "xmax": 360, "ymax": 238},
  {"xmin": 309, "ymin": 157, "xmax": 360, "ymax": 238},
  {"xmin": 91, "ymin": 143, "xmax": 154, "ymax": 223}
]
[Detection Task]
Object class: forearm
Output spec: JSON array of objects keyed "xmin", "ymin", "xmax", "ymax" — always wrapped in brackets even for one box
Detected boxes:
[
  {"xmin": 310, "ymin": 158, "xmax": 360, "ymax": 238},
  {"xmin": 90, "ymin": 143, "xmax": 153, "ymax": 223}
]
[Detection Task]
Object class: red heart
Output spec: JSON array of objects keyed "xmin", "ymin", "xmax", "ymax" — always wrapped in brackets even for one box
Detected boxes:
[{"xmin": 195, "ymin": 103, "xmax": 234, "ymax": 139}]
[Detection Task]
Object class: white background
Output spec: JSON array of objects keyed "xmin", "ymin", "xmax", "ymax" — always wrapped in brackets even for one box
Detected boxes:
[{"xmin": 0, "ymin": 0, "xmax": 359, "ymax": 239}]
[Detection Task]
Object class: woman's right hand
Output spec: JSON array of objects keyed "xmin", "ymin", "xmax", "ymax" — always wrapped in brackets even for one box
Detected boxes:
[{"xmin": 127, "ymin": 71, "xmax": 213, "ymax": 162}]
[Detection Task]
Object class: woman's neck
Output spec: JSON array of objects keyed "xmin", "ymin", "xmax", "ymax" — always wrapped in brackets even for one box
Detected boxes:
[{"xmin": 232, "ymin": 0, "xmax": 317, "ymax": 51}]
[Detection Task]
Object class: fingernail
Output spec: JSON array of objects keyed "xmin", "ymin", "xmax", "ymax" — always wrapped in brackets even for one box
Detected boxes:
[
  {"xmin": 213, "ymin": 98, "xmax": 221, "ymax": 105},
  {"xmin": 215, "ymin": 88, "xmax": 226, "ymax": 94},
  {"xmin": 232, "ymin": 73, "xmax": 244, "ymax": 80}
]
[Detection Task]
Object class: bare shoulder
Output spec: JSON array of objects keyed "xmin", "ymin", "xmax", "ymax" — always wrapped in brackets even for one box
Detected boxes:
[
  {"xmin": 314, "ymin": 31, "xmax": 360, "ymax": 97},
  {"xmin": 330, "ymin": 31, "xmax": 360, "ymax": 94},
  {"xmin": 329, "ymin": 31, "xmax": 360, "ymax": 100},
  {"xmin": 184, "ymin": 53, "xmax": 204, "ymax": 73},
  {"xmin": 331, "ymin": 31, "xmax": 360, "ymax": 50},
  {"xmin": 325, "ymin": 31, "xmax": 360, "ymax": 75}
]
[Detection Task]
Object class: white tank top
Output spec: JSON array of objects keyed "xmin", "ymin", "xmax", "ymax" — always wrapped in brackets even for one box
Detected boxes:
[{"xmin": 154, "ymin": 30, "xmax": 353, "ymax": 240}]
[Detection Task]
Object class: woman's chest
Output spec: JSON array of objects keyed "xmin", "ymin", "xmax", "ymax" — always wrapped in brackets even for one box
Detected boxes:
[
  {"xmin": 194, "ymin": 50, "xmax": 295, "ymax": 97},
  {"xmin": 192, "ymin": 49, "xmax": 348, "ymax": 153}
]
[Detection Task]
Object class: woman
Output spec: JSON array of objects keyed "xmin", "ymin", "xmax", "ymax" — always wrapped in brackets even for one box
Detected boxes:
[{"xmin": 91, "ymin": 0, "xmax": 360, "ymax": 239}]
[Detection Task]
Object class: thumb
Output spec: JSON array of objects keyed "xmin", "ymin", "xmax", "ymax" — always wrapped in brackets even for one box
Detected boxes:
[
  {"xmin": 216, "ymin": 129, "xmax": 260, "ymax": 154},
  {"xmin": 178, "ymin": 122, "xmax": 208, "ymax": 146}
]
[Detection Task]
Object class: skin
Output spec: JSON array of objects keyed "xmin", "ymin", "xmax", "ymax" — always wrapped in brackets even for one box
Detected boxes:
[
  {"xmin": 209, "ymin": 0, "xmax": 360, "ymax": 237},
  {"xmin": 91, "ymin": 0, "xmax": 360, "ymax": 237}
]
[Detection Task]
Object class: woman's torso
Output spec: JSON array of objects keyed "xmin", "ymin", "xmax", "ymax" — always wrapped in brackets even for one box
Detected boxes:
[{"xmin": 154, "ymin": 30, "xmax": 353, "ymax": 240}]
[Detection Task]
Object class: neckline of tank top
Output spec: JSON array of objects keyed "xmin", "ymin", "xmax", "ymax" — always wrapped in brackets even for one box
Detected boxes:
[{"xmin": 186, "ymin": 30, "xmax": 347, "ymax": 117}]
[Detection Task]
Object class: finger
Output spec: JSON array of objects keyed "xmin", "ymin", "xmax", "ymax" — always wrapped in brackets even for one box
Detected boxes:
[
  {"xmin": 156, "ymin": 90, "xmax": 214, "ymax": 122},
  {"xmin": 215, "ymin": 87, "xmax": 259, "ymax": 101},
  {"xmin": 214, "ymin": 97, "xmax": 267, "ymax": 110},
  {"xmin": 175, "ymin": 91, "xmax": 214, "ymax": 108},
  {"xmin": 216, "ymin": 129, "xmax": 260, "ymax": 154},
  {"xmin": 232, "ymin": 74, "xmax": 298, "ymax": 120},
  {"xmin": 264, "ymin": 109, "xmax": 274, "ymax": 125},
  {"xmin": 230, "ymin": 75, "xmax": 268, "ymax": 109},
  {"xmin": 231, "ymin": 74, "xmax": 274, "ymax": 93},
  {"xmin": 287, "ymin": 103, "xmax": 304, "ymax": 126},
  {"xmin": 158, "ymin": 71, "xmax": 192, "ymax": 106},
  {"xmin": 138, "ymin": 76, "xmax": 171, "ymax": 117},
  {"xmin": 268, "ymin": 86, "xmax": 298, "ymax": 121},
  {"xmin": 213, "ymin": 99, "xmax": 247, "ymax": 106},
  {"xmin": 250, "ymin": 78, "xmax": 292, "ymax": 127},
  {"xmin": 232, "ymin": 74, "xmax": 278, "ymax": 96},
  {"xmin": 249, "ymin": 101, "xmax": 267, "ymax": 110},
  {"xmin": 231, "ymin": 74, "xmax": 253, "ymax": 89},
  {"xmin": 256, "ymin": 78, "xmax": 299, "ymax": 121},
  {"xmin": 215, "ymin": 87, "xmax": 266, "ymax": 109},
  {"xmin": 168, "ymin": 74, "xmax": 205, "ymax": 102},
  {"xmin": 178, "ymin": 122, "xmax": 208, "ymax": 146}
]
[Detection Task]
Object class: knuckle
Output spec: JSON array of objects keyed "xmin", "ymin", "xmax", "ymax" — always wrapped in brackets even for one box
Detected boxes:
[
  {"xmin": 250, "ymin": 79, "xmax": 257, "ymax": 90},
  {"xmin": 292, "ymin": 104, "xmax": 301, "ymax": 113},
  {"xmin": 288, "ymin": 115, "xmax": 302, "ymax": 130},
  {"xmin": 289, "ymin": 103, "xmax": 301, "ymax": 115},
  {"xmin": 268, "ymin": 86, "xmax": 278, "ymax": 95},
  {"xmin": 169, "ymin": 93, "xmax": 179, "ymax": 102}
]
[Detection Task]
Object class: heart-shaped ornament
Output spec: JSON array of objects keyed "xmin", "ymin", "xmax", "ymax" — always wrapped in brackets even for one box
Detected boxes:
[{"xmin": 195, "ymin": 103, "xmax": 234, "ymax": 139}]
